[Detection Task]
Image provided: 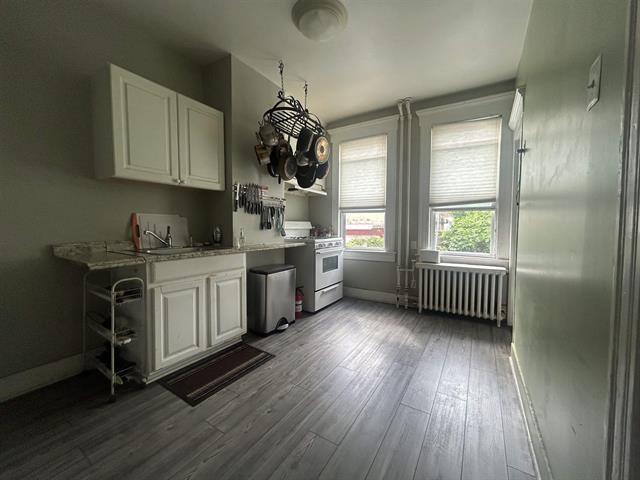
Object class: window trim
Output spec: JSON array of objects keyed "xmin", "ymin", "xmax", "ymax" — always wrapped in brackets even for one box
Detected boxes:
[
  {"xmin": 416, "ymin": 93, "xmax": 514, "ymax": 266},
  {"xmin": 329, "ymin": 115, "xmax": 399, "ymax": 262}
]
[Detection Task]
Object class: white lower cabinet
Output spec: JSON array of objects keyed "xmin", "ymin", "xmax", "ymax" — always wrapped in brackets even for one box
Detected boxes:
[
  {"xmin": 153, "ymin": 279, "xmax": 206, "ymax": 370},
  {"xmin": 207, "ymin": 269, "xmax": 246, "ymax": 346},
  {"xmin": 150, "ymin": 255, "xmax": 247, "ymax": 375}
]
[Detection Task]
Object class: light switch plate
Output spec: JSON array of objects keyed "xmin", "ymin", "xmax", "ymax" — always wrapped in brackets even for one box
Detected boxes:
[{"xmin": 587, "ymin": 54, "xmax": 602, "ymax": 111}]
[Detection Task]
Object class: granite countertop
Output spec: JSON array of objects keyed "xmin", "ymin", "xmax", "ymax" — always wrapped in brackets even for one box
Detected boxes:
[{"xmin": 53, "ymin": 240, "xmax": 306, "ymax": 271}]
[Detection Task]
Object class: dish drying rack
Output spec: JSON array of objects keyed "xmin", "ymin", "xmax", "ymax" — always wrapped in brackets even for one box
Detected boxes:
[{"xmin": 83, "ymin": 275, "xmax": 144, "ymax": 402}]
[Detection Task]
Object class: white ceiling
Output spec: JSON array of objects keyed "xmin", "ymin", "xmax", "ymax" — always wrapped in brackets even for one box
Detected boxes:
[{"xmin": 96, "ymin": 0, "xmax": 532, "ymax": 123}]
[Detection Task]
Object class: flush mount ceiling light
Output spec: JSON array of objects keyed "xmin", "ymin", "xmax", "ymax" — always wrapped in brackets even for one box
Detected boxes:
[{"xmin": 292, "ymin": 0, "xmax": 348, "ymax": 42}]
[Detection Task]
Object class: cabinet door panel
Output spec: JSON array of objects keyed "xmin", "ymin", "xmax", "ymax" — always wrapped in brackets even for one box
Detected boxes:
[
  {"xmin": 111, "ymin": 66, "xmax": 179, "ymax": 184},
  {"xmin": 207, "ymin": 269, "xmax": 246, "ymax": 346},
  {"xmin": 153, "ymin": 279, "xmax": 205, "ymax": 370},
  {"xmin": 178, "ymin": 94, "xmax": 225, "ymax": 190}
]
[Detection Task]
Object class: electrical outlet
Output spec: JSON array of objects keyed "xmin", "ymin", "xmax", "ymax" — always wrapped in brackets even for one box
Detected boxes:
[{"xmin": 587, "ymin": 54, "xmax": 602, "ymax": 111}]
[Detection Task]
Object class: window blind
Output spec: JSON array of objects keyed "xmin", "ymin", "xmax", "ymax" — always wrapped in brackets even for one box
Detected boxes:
[
  {"xmin": 339, "ymin": 135, "xmax": 387, "ymax": 209},
  {"xmin": 429, "ymin": 116, "xmax": 501, "ymax": 206}
]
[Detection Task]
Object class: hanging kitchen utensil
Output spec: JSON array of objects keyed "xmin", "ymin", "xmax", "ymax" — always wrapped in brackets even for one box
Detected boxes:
[
  {"xmin": 279, "ymin": 153, "xmax": 298, "ymax": 181},
  {"xmin": 316, "ymin": 160, "xmax": 330, "ymax": 180},
  {"xmin": 268, "ymin": 145, "xmax": 281, "ymax": 178},
  {"xmin": 267, "ymin": 162, "xmax": 278, "ymax": 178},
  {"xmin": 254, "ymin": 144, "xmax": 271, "ymax": 166},
  {"xmin": 295, "ymin": 151, "xmax": 309, "ymax": 167},
  {"xmin": 309, "ymin": 135, "xmax": 330, "ymax": 164},
  {"xmin": 258, "ymin": 121, "xmax": 279, "ymax": 147},
  {"xmin": 296, "ymin": 127, "xmax": 314, "ymax": 153},
  {"xmin": 296, "ymin": 162, "xmax": 317, "ymax": 189}
]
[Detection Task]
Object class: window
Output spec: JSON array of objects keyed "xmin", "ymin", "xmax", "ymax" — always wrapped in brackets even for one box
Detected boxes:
[
  {"xmin": 429, "ymin": 116, "xmax": 501, "ymax": 256},
  {"xmin": 339, "ymin": 135, "xmax": 388, "ymax": 250}
]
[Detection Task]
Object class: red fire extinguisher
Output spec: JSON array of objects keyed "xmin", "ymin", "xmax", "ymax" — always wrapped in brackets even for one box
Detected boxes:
[{"xmin": 295, "ymin": 288, "xmax": 304, "ymax": 319}]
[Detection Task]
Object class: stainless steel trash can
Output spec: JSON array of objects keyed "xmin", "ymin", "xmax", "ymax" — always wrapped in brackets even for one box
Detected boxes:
[{"xmin": 247, "ymin": 264, "xmax": 296, "ymax": 334}]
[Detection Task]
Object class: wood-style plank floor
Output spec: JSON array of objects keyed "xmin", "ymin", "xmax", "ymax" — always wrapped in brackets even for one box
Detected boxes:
[{"xmin": 0, "ymin": 298, "xmax": 537, "ymax": 480}]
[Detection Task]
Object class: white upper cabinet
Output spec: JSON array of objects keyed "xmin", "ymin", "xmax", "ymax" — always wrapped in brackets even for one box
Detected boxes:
[
  {"xmin": 93, "ymin": 64, "xmax": 225, "ymax": 191},
  {"xmin": 178, "ymin": 94, "xmax": 225, "ymax": 190}
]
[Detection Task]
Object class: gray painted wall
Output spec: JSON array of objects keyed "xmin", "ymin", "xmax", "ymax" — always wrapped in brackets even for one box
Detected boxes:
[
  {"xmin": 513, "ymin": 1, "xmax": 628, "ymax": 478},
  {"xmin": 205, "ymin": 56, "xmax": 288, "ymax": 246},
  {"xmin": 284, "ymin": 195, "xmax": 310, "ymax": 221},
  {"xmin": 0, "ymin": 2, "xmax": 216, "ymax": 378}
]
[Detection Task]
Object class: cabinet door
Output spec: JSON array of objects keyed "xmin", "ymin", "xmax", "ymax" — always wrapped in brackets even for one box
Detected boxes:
[
  {"xmin": 207, "ymin": 269, "xmax": 246, "ymax": 346},
  {"xmin": 153, "ymin": 279, "xmax": 205, "ymax": 370},
  {"xmin": 111, "ymin": 65, "xmax": 179, "ymax": 185},
  {"xmin": 178, "ymin": 94, "xmax": 225, "ymax": 191}
]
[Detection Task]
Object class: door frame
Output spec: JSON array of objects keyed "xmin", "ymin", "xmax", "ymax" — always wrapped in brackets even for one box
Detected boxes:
[
  {"xmin": 607, "ymin": 0, "xmax": 640, "ymax": 478},
  {"xmin": 507, "ymin": 88, "xmax": 525, "ymax": 327}
]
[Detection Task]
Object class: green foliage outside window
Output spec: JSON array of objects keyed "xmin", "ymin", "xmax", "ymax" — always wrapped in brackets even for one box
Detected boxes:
[
  {"xmin": 437, "ymin": 210, "xmax": 493, "ymax": 254},
  {"xmin": 346, "ymin": 236, "xmax": 385, "ymax": 249}
]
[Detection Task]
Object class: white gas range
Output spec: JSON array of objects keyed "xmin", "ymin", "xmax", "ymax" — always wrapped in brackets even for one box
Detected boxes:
[{"xmin": 284, "ymin": 222, "xmax": 344, "ymax": 312}]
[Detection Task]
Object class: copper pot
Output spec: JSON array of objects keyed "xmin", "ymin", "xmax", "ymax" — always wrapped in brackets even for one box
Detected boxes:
[{"xmin": 254, "ymin": 144, "xmax": 271, "ymax": 166}]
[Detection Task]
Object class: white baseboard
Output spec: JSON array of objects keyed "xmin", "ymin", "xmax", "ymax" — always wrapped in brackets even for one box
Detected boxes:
[
  {"xmin": 511, "ymin": 343, "xmax": 554, "ymax": 480},
  {"xmin": 0, "ymin": 354, "xmax": 84, "ymax": 403},
  {"xmin": 344, "ymin": 286, "xmax": 416, "ymax": 305}
]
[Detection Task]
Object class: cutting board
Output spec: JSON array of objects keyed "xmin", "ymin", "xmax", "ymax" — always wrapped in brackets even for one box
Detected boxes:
[{"xmin": 131, "ymin": 213, "xmax": 190, "ymax": 250}]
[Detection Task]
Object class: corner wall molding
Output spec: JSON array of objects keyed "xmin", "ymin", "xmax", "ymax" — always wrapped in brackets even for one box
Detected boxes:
[
  {"xmin": 415, "ymin": 91, "xmax": 515, "ymax": 119},
  {"xmin": 327, "ymin": 114, "xmax": 400, "ymax": 136}
]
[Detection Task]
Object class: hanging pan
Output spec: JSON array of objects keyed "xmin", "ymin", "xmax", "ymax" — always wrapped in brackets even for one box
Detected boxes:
[
  {"xmin": 308, "ymin": 135, "xmax": 330, "ymax": 164},
  {"xmin": 316, "ymin": 160, "xmax": 330, "ymax": 180},
  {"xmin": 279, "ymin": 154, "xmax": 298, "ymax": 181},
  {"xmin": 296, "ymin": 162, "xmax": 317, "ymax": 189},
  {"xmin": 267, "ymin": 146, "xmax": 280, "ymax": 177}
]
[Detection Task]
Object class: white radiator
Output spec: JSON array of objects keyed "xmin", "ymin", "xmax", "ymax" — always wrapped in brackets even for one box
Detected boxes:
[{"xmin": 417, "ymin": 262, "xmax": 508, "ymax": 326}]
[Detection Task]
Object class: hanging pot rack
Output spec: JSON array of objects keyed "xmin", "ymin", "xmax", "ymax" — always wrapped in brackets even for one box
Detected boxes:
[
  {"xmin": 255, "ymin": 61, "xmax": 330, "ymax": 189},
  {"xmin": 262, "ymin": 61, "xmax": 327, "ymax": 140}
]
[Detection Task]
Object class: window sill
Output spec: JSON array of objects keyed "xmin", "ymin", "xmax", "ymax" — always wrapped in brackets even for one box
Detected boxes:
[
  {"xmin": 438, "ymin": 254, "xmax": 509, "ymax": 268},
  {"xmin": 344, "ymin": 250, "xmax": 396, "ymax": 263}
]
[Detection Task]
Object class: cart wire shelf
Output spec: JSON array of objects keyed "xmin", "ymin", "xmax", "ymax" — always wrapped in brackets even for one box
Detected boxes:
[{"xmin": 86, "ymin": 312, "xmax": 136, "ymax": 346}]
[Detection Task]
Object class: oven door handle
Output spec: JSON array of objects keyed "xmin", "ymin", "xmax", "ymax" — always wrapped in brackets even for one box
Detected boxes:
[
  {"xmin": 315, "ymin": 247, "xmax": 344, "ymax": 255},
  {"xmin": 320, "ymin": 284, "xmax": 341, "ymax": 294}
]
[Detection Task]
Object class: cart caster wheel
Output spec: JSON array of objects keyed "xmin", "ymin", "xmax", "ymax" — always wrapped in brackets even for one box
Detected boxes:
[{"xmin": 108, "ymin": 395, "xmax": 116, "ymax": 403}]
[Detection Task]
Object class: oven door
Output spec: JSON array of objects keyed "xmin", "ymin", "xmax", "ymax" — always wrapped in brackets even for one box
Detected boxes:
[{"xmin": 315, "ymin": 247, "xmax": 344, "ymax": 291}]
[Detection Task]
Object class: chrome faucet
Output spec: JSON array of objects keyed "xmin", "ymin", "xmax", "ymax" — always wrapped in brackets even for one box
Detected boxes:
[{"xmin": 144, "ymin": 226, "xmax": 172, "ymax": 248}]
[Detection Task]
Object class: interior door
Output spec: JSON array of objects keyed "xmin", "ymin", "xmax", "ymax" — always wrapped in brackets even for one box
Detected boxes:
[
  {"xmin": 207, "ymin": 269, "xmax": 246, "ymax": 346},
  {"xmin": 110, "ymin": 65, "xmax": 179, "ymax": 185},
  {"xmin": 178, "ymin": 94, "xmax": 225, "ymax": 191},
  {"xmin": 153, "ymin": 279, "xmax": 205, "ymax": 370}
]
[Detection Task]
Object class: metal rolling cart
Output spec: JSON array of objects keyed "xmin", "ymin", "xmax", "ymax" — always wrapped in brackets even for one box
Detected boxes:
[{"xmin": 82, "ymin": 274, "xmax": 144, "ymax": 402}]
